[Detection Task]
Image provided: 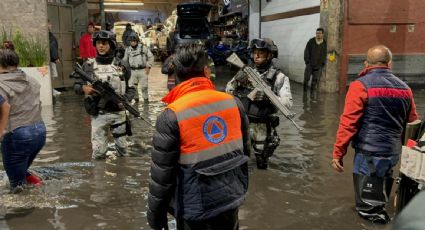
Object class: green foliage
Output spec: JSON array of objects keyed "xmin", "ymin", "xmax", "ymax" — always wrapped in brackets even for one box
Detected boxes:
[{"xmin": 1, "ymin": 27, "xmax": 48, "ymax": 67}]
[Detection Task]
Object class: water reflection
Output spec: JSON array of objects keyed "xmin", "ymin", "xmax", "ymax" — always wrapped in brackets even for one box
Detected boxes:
[{"xmin": 0, "ymin": 67, "xmax": 423, "ymax": 229}]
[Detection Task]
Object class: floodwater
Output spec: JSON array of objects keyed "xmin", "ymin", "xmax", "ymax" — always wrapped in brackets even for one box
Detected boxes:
[{"xmin": 0, "ymin": 63, "xmax": 424, "ymax": 230}]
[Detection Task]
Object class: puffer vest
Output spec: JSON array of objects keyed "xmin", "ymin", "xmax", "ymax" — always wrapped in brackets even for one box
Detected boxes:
[
  {"xmin": 167, "ymin": 80, "xmax": 248, "ymax": 220},
  {"xmin": 352, "ymin": 68, "xmax": 413, "ymax": 155}
]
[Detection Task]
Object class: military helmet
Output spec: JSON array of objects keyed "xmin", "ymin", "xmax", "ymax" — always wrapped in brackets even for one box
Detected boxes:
[
  {"xmin": 92, "ymin": 30, "xmax": 116, "ymax": 49},
  {"xmin": 128, "ymin": 32, "xmax": 139, "ymax": 42},
  {"xmin": 249, "ymin": 38, "xmax": 278, "ymax": 58}
]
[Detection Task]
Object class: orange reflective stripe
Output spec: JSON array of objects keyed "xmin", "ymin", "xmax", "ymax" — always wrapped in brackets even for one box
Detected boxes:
[
  {"xmin": 179, "ymin": 138, "xmax": 243, "ymax": 164},
  {"xmin": 175, "ymin": 98, "xmax": 237, "ymax": 121}
]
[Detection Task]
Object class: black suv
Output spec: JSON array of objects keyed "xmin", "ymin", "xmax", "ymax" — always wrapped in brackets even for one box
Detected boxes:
[{"xmin": 166, "ymin": 3, "xmax": 213, "ymax": 53}]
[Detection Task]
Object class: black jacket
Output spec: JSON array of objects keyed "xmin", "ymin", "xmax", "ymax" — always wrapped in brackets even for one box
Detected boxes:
[
  {"xmin": 147, "ymin": 97, "xmax": 251, "ymax": 229},
  {"xmin": 122, "ymin": 29, "xmax": 135, "ymax": 47},
  {"xmin": 304, "ymin": 37, "xmax": 327, "ymax": 69},
  {"xmin": 49, "ymin": 31, "xmax": 59, "ymax": 62}
]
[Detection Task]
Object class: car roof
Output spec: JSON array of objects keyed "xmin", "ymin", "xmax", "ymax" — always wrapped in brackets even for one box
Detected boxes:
[{"xmin": 114, "ymin": 21, "xmax": 135, "ymax": 26}]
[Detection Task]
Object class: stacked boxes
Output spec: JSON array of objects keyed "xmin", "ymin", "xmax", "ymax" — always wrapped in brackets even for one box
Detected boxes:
[{"xmin": 400, "ymin": 145, "xmax": 425, "ymax": 181}]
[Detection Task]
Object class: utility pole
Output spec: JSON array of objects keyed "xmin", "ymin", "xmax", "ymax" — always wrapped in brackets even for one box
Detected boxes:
[
  {"xmin": 100, "ymin": 0, "xmax": 105, "ymax": 30},
  {"xmin": 320, "ymin": 0, "xmax": 345, "ymax": 93}
]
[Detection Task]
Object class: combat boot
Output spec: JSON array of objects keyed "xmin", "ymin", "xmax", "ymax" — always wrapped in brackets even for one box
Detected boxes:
[{"xmin": 255, "ymin": 153, "xmax": 268, "ymax": 169}]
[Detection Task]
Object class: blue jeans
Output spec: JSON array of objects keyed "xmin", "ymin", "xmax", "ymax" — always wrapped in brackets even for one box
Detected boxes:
[
  {"xmin": 1, "ymin": 121, "xmax": 46, "ymax": 188},
  {"xmin": 353, "ymin": 152, "xmax": 398, "ymax": 177}
]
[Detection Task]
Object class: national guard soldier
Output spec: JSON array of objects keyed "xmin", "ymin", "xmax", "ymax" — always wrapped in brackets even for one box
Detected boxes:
[
  {"xmin": 122, "ymin": 32, "xmax": 154, "ymax": 103},
  {"xmin": 74, "ymin": 30, "xmax": 135, "ymax": 159},
  {"xmin": 226, "ymin": 38, "xmax": 293, "ymax": 169}
]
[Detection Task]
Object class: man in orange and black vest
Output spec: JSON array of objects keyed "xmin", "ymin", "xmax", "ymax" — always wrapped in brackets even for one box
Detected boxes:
[{"xmin": 147, "ymin": 43, "xmax": 251, "ymax": 230}]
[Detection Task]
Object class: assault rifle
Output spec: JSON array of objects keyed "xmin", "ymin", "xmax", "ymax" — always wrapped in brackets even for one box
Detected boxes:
[
  {"xmin": 71, "ymin": 63, "xmax": 154, "ymax": 127},
  {"xmin": 226, "ymin": 53, "xmax": 303, "ymax": 131}
]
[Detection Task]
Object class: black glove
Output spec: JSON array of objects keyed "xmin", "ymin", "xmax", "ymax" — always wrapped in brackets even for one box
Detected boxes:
[{"xmin": 147, "ymin": 209, "xmax": 168, "ymax": 230}]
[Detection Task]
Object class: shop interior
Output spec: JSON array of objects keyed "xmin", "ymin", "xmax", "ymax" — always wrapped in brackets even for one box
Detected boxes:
[{"xmin": 47, "ymin": 0, "xmax": 249, "ymax": 89}]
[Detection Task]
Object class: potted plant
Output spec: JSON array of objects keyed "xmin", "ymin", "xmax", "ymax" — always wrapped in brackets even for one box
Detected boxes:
[{"xmin": 1, "ymin": 28, "xmax": 52, "ymax": 106}]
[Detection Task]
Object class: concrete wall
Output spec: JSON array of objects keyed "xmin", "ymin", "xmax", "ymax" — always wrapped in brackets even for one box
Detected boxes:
[
  {"xmin": 0, "ymin": 0, "xmax": 49, "ymax": 43},
  {"xmin": 0, "ymin": 0, "xmax": 53, "ymax": 106},
  {"xmin": 251, "ymin": 0, "xmax": 321, "ymax": 83},
  {"xmin": 73, "ymin": 1, "xmax": 89, "ymax": 42},
  {"xmin": 249, "ymin": 0, "xmax": 260, "ymax": 40}
]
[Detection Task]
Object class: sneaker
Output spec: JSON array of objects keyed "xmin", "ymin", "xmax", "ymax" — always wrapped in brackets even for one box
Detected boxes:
[
  {"xmin": 52, "ymin": 89, "xmax": 61, "ymax": 97},
  {"xmin": 26, "ymin": 174, "xmax": 43, "ymax": 186}
]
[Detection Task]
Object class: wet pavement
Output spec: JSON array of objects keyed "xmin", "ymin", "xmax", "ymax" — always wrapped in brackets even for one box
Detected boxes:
[{"xmin": 0, "ymin": 63, "xmax": 424, "ymax": 230}]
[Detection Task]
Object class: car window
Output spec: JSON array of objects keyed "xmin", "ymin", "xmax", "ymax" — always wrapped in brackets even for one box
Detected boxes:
[{"xmin": 178, "ymin": 18, "xmax": 210, "ymax": 39}]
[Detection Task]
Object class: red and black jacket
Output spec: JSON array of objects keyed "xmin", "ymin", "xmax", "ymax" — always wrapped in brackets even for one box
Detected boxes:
[{"xmin": 333, "ymin": 67, "xmax": 418, "ymax": 159}]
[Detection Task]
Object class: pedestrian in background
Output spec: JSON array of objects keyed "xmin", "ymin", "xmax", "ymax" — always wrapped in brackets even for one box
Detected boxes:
[
  {"xmin": 0, "ymin": 47, "xmax": 46, "ymax": 193},
  {"xmin": 48, "ymin": 20, "xmax": 62, "ymax": 96},
  {"xmin": 122, "ymin": 32, "xmax": 153, "ymax": 103},
  {"xmin": 79, "ymin": 22, "xmax": 97, "ymax": 61},
  {"xmin": 331, "ymin": 45, "xmax": 418, "ymax": 224},
  {"xmin": 122, "ymin": 23, "xmax": 135, "ymax": 47},
  {"xmin": 147, "ymin": 43, "xmax": 251, "ymax": 230},
  {"xmin": 48, "ymin": 20, "xmax": 60, "ymax": 78},
  {"xmin": 303, "ymin": 28, "xmax": 327, "ymax": 91}
]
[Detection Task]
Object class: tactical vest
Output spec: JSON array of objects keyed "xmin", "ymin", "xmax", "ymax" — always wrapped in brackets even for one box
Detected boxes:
[
  {"xmin": 126, "ymin": 44, "xmax": 148, "ymax": 69},
  {"xmin": 85, "ymin": 58, "xmax": 126, "ymax": 112},
  {"xmin": 234, "ymin": 66, "xmax": 279, "ymax": 121},
  {"xmin": 352, "ymin": 68, "xmax": 413, "ymax": 155},
  {"xmin": 90, "ymin": 59, "xmax": 125, "ymax": 96}
]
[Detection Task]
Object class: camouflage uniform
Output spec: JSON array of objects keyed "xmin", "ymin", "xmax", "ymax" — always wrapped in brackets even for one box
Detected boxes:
[
  {"xmin": 94, "ymin": 59, "xmax": 129, "ymax": 158},
  {"xmin": 226, "ymin": 60, "xmax": 292, "ymax": 169},
  {"xmin": 73, "ymin": 30, "xmax": 135, "ymax": 159},
  {"xmin": 76, "ymin": 58, "xmax": 135, "ymax": 159},
  {"xmin": 123, "ymin": 42, "xmax": 154, "ymax": 102}
]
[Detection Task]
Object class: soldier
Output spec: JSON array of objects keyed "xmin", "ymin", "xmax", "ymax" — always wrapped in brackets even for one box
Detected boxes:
[
  {"xmin": 123, "ymin": 33, "xmax": 154, "ymax": 103},
  {"xmin": 226, "ymin": 38, "xmax": 293, "ymax": 169},
  {"xmin": 74, "ymin": 30, "xmax": 135, "ymax": 159}
]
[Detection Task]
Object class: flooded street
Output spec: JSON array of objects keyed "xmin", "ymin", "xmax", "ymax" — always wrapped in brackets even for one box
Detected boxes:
[{"xmin": 0, "ymin": 63, "xmax": 424, "ymax": 230}]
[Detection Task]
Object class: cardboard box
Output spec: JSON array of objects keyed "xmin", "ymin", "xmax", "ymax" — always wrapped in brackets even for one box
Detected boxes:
[{"xmin": 400, "ymin": 146, "xmax": 423, "ymax": 180}]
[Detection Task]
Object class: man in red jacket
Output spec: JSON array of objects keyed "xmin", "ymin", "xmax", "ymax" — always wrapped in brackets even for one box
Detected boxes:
[
  {"xmin": 331, "ymin": 45, "xmax": 418, "ymax": 224},
  {"xmin": 79, "ymin": 22, "xmax": 97, "ymax": 60}
]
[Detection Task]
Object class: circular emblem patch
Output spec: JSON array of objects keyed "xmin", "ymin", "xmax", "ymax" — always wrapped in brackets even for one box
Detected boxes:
[{"xmin": 203, "ymin": 116, "xmax": 227, "ymax": 144}]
